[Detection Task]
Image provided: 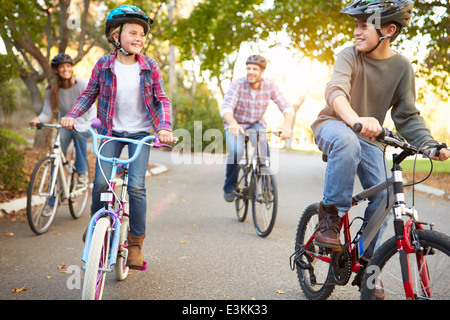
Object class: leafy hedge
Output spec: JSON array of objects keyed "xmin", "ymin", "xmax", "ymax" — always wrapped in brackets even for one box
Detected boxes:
[{"xmin": 0, "ymin": 129, "xmax": 28, "ymax": 192}]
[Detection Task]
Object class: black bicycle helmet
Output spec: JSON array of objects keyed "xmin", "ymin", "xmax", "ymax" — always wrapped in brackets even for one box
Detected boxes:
[
  {"xmin": 341, "ymin": 0, "xmax": 413, "ymax": 28},
  {"xmin": 50, "ymin": 53, "xmax": 74, "ymax": 67},
  {"xmin": 246, "ymin": 55, "xmax": 267, "ymax": 70}
]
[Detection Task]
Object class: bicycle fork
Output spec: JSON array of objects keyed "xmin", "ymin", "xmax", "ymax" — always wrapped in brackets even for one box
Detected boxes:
[{"xmin": 391, "ymin": 162, "xmax": 431, "ymax": 300}]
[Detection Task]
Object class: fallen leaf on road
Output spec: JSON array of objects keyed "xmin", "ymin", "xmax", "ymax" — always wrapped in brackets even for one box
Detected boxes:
[
  {"xmin": 12, "ymin": 287, "xmax": 28, "ymax": 293},
  {"xmin": 276, "ymin": 290, "xmax": 284, "ymax": 294},
  {"xmin": 5, "ymin": 232, "xmax": 14, "ymax": 236}
]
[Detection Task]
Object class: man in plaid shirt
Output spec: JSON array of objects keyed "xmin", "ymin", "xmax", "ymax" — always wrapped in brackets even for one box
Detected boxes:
[{"xmin": 220, "ymin": 55, "xmax": 294, "ymax": 202}]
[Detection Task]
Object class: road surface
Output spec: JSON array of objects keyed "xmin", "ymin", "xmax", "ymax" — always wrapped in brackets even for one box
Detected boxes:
[{"xmin": 1, "ymin": 148, "xmax": 448, "ymax": 304}]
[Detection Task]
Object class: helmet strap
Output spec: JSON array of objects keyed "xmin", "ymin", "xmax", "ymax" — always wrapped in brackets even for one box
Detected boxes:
[
  {"xmin": 113, "ymin": 24, "xmax": 134, "ymax": 56},
  {"xmin": 365, "ymin": 28, "xmax": 390, "ymax": 54}
]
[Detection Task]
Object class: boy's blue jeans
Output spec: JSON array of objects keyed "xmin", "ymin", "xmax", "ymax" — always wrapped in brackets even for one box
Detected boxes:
[
  {"xmin": 315, "ymin": 120, "xmax": 391, "ymax": 259},
  {"xmin": 223, "ymin": 123, "xmax": 269, "ymax": 193},
  {"xmin": 91, "ymin": 131, "xmax": 150, "ymax": 237},
  {"xmin": 60, "ymin": 129, "xmax": 89, "ymax": 174}
]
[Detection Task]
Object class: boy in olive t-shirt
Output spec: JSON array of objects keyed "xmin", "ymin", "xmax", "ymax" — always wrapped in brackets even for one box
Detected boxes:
[{"xmin": 310, "ymin": 0, "xmax": 450, "ymax": 262}]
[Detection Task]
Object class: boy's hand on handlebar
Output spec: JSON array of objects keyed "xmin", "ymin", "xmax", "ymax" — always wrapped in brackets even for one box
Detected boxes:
[
  {"xmin": 61, "ymin": 117, "xmax": 75, "ymax": 130},
  {"xmin": 158, "ymin": 130, "xmax": 174, "ymax": 144},
  {"xmin": 353, "ymin": 117, "xmax": 382, "ymax": 141},
  {"xmin": 433, "ymin": 148, "xmax": 450, "ymax": 162}
]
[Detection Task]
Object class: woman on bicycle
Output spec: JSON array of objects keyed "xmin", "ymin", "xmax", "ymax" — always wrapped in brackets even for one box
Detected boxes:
[
  {"xmin": 30, "ymin": 53, "xmax": 96, "ymax": 184},
  {"xmin": 61, "ymin": 5, "xmax": 173, "ymax": 268},
  {"xmin": 310, "ymin": 0, "xmax": 449, "ymax": 260}
]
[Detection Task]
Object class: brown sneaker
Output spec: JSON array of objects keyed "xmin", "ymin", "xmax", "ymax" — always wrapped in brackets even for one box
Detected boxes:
[{"xmin": 314, "ymin": 202, "xmax": 342, "ymax": 249}]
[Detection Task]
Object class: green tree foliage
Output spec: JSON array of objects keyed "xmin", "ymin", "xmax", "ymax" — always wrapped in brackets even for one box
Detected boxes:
[
  {"xmin": 174, "ymin": 82, "xmax": 225, "ymax": 152},
  {"xmin": 0, "ymin": 129, "xmax": 28, "ymax": 192},
  {"xmin": 0, "ymin": 0, "xmax": 108, "ymax": 115},
  {"xmin": 172, "ymin": 0, "xmax": 265, "ymax": 95},
  {"xmin": 174, "ymin": 0, "xmax": 449, "ymax": 100}
]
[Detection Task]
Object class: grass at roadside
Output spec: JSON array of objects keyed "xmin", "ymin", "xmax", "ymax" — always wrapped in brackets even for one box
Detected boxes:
[{"xmin": 390, "ymin": 158, "xmax": 450, "ymax": 173}]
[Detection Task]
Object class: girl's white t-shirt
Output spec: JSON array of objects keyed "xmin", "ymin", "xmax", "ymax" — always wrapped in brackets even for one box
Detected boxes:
[{"xmin": 113, "ymin": 59, "xmax": 152, "ymax": 133}]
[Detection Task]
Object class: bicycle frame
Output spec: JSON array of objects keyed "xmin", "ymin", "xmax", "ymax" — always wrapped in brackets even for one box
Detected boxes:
[
  {"xmin": 38, "ymin": 125, "xmax": 75, "ymax": 203},
  {"xmin": 298, "ymin": 147, "xmax": 435, "ymax": 299},
  {"xmin": 81, "ymin": 127, "xmax": 160, "ymax": 270}
]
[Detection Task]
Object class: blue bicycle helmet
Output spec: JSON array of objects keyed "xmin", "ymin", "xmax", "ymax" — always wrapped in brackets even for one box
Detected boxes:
[
  {"xmin": 105, "ymin": 5, "xmax": 153, "ymax": 56},
  {"xmin": 105, "ymin": 5, "xmax": 153, "ymax": 39}
]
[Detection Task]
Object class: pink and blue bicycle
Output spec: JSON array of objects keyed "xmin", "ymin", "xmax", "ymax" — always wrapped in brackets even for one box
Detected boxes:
[{"xmin": 75, "ymin": 118, "xmax": 173, "ymax": 300}]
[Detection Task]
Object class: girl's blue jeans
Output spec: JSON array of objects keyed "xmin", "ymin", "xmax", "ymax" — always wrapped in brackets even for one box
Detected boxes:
[
  {"xmin": 60, "ymin": 129, "xmax": 89, "ymax": 174},
  {"xmin": 91, "ymin": 131, "xmax": 150, "ymax": 237},
  {"xmin": 223, "ymin": 123, "xmax": 269, "ymax": 193},
  {"xmin": 314, "ymin": 120, "xmax": 391, "ymax": 258}
]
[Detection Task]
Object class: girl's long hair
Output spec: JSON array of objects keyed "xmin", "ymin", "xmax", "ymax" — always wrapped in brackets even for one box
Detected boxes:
[{"xmin": 49, "ymin": 68, "xmax": 75, "ymax": 122}]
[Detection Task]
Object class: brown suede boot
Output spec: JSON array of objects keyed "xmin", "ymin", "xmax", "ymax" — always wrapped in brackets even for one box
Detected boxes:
[
  {"xmin": 314, "ymin": 202, "xmax": 341, "ymax": 249},
  {"xmin": 126, "ymin": 233, "xmax": 146, "ymax": 267}
]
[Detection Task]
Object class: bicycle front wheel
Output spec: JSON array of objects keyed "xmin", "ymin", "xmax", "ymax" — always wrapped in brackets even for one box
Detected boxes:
[
  {"xmin": 82, "ymin": 217, "xmax": 111, "ymax": 300},
  {"xmin": 361, "ymin": 229, "xmax": 450, "ymax": 300},
  {"xmin": 252, "ymin": 167, "xmax": 277, "ymax": 237},
  {"xmin": 27, "ymin": 156, "xmax": 60, "ymax": 235},
  {"xmin": 68, "ymin": 160, "xmax": 90, "ymax": 219},
  {"xmin": 235, "ymin": 164, "xmax": 249, "ymax": 222}
]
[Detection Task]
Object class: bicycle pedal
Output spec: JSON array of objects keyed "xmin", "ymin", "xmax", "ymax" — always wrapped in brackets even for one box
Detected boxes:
[{"xmin": 128, "ymin": 261, "xmax": 147, "ymax": 271}]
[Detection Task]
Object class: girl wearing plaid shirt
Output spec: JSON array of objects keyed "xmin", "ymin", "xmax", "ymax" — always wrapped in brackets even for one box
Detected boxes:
[
  {"xmin": 61, "ymin": 5, "xmax": 172, "ymax": 267},
  {"xmin": 220, "ymin": 55, "xmax": 295, "ymax": 202}
]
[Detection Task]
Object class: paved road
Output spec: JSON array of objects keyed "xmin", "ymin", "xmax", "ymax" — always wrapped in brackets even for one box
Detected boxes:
[{"xmin": 1, "ymin": 149, "xmax": 448, "ymax": 302}]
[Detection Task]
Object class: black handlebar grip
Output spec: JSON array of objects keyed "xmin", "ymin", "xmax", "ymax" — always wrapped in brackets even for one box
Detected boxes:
[
  {"xmin": 352, "ymin": 123, "xmax": 362, "ymax": 133},
  {"xmin": 36, "ymin": 123, "xmax": 44, "ymax": 129},
  {"xmin": 352, "ymin": 123, "xmax": 387, "ymax": 140}
]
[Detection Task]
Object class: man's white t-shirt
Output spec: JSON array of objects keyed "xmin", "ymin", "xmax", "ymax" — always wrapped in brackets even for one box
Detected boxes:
[{"xmin": 113, "ymin": 60, "xmax": 152, "ymax": 133}]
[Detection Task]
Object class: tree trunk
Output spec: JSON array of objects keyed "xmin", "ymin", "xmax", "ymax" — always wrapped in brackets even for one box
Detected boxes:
[{"xmin": 22, "ymin": 75, "xmax": 51, "ymax": 149}]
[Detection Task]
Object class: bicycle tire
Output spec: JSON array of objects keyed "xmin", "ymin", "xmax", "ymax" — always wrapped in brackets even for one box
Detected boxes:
[
  {"xmin": 235, "ymin": 164, "xmax": 249, "ymax": 222},
  {"xmin": 68, "ymin": 157, "xmax": 90, "ymax": 219},
  {"xmin": 82, "ymin": 217, "xmax": 111, "ymax": 300},
  {"xmin": 294, "ymin": 203, "xmax": 335, "ymax": 300},
  {"xmin": 251, "ymin": 167, "xmax": 277, "ymax": 237},
  {"xmin": 115, "ymin": 216, "xmax": 130, "ymax": 281},
  {"xmin": 26, "ymin": 156, "xmax": 60, "ymax": 235},
  {"xmin": 361, "ymin": 229, "xmax": 450, "ymax": 300}
]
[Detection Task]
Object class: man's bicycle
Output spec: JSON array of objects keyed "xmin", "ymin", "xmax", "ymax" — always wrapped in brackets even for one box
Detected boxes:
[
  {"xmin": 234, "ymin": 129, "xmax": 279, "ymax": 237},
  {"xmin": 77, "ymin": 118, "xmax": 174, "ymax": 300},
  {"xmin": 290, "ymin": 124, "xmax": 450, "ymax": 300},
  {"xmin": 27, "ymin": 123, "xmax": 90, "ymax": 235}
]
